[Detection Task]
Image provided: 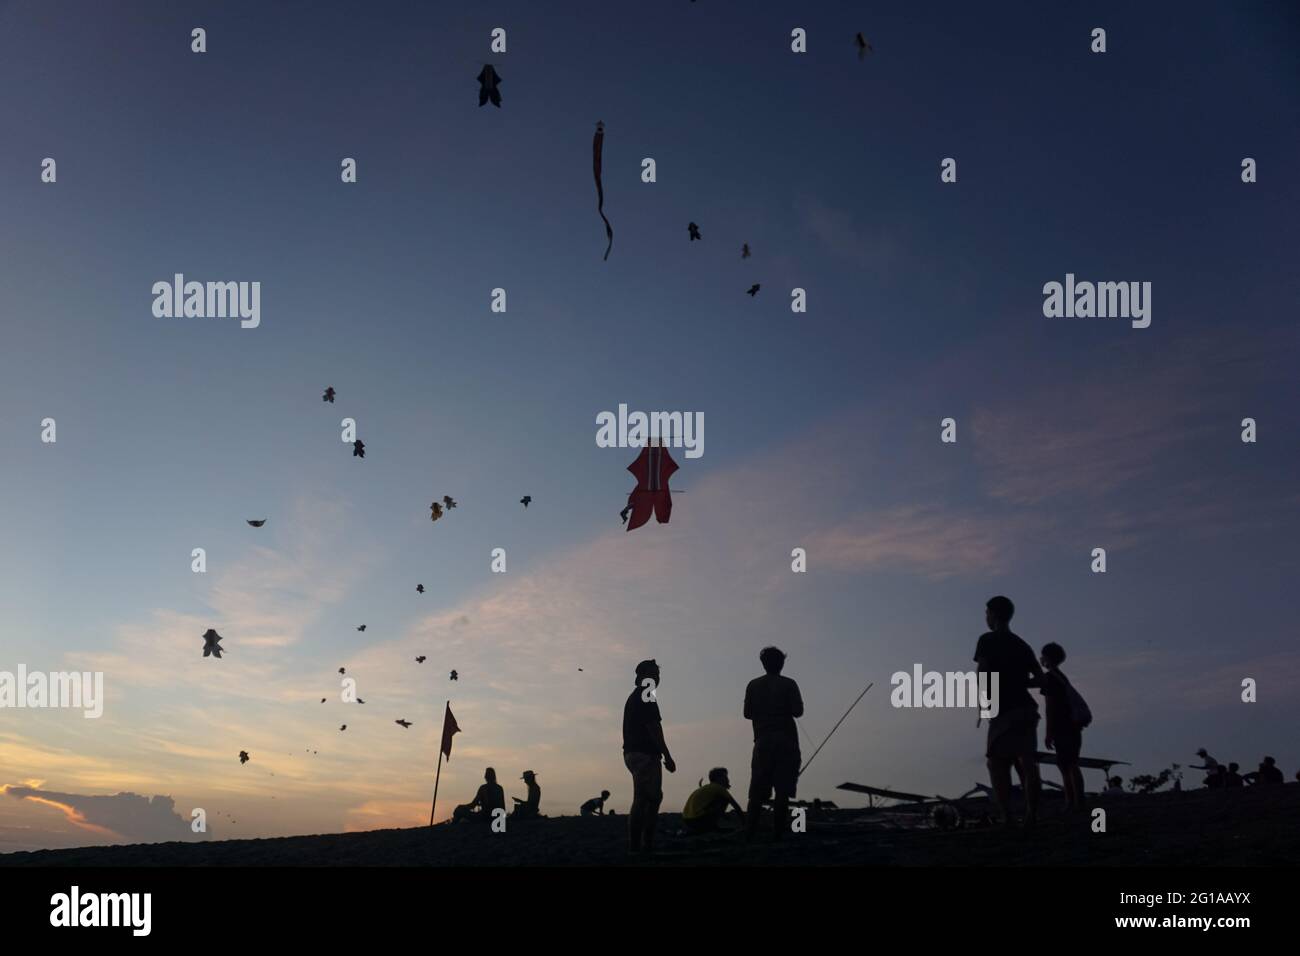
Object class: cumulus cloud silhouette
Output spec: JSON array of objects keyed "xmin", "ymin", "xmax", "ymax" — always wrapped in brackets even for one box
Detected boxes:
[{"xmin": 1, "ymin": 784, "xmax": 208, "ymax": 845}]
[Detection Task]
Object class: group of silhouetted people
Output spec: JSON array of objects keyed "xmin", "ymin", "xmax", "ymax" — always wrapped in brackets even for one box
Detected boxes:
[
  {"xmin": 1192, "ymin": 749, "xmax": 1287, "ymax": 789},
  {"xmin": 453, "ymin": 767, "xmax": 543, "ymax": 823},
  {"xmin": 620, "ymin": 647, "xmax": 805, "ymax": 853}
]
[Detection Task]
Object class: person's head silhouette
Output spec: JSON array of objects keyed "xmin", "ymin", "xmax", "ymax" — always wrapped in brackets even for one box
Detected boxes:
[
  {"xmin": 986, "ymin": 596, "xmax": 1015, "ymax": 630},
  {"xmin": 600, "ymin": 790, "xmax": 610, "ymax": 799},
  {"xmin": 635, "ymin": 658, "xmax": 660, "ymax": 687},
  {"xmin": 484, "ymin": 767, "xmax": 497, "ymax": 784},
  {"xmin": 759, "ymin": 646, "xmax": 786, "ymax": 675}
]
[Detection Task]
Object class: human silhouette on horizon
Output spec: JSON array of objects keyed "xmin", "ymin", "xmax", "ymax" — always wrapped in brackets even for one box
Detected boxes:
[
  {"xmin": 511, "ymin": 770, "xmax": 542, "ymax": 819},
  {"xmin": 580, "ymin": 790, "xmax": 611, "ymax": 816},
  {"xmin": 622, "ymin": 659, "xmax": 676, "ymax": 854},
  {"xmin": 1244, "ymin": 756, "xmax": 1284, "ymax": 785},
  {"xmin": 453, "ymin": 767, "xmax": 505, "ymax": 823},
  {"xmin": 974, "ymin": 596, "xmax": 1042, "ymax": 826},
  {"xmin": 1039, "ymin": 641, "xmax": 1087, "ymax": 812},
  {"xmin": 743, "ymin": 646, "xmax": 804, "ymax": 841}
]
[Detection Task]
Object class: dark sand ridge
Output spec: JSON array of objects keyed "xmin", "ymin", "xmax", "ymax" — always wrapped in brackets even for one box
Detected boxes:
[{"xmin": 3, "ymin": 784, "xmax": 1296, "ymax": 867}]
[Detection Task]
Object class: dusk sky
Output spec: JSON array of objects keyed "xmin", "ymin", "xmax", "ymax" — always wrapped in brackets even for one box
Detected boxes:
[{"xmin": 2, "ymin": 0, "xmax": 1297, "ymax": 852}]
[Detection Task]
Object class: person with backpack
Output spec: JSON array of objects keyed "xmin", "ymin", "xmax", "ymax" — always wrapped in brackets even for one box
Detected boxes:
[{"xmin": 1039, "ymin": 642, "xmax": 1090, "ymax": 812}]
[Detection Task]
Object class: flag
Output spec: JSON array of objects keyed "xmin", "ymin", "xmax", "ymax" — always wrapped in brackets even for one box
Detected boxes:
[{"xmin": 440, "ymin": 704, "xmax": 460, "ymax": 760}]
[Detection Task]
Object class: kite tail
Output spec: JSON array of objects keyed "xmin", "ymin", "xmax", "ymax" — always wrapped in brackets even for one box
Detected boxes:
[{"xmin": 594, "ymin": 123, "xmax": 613, "ymax": 260}]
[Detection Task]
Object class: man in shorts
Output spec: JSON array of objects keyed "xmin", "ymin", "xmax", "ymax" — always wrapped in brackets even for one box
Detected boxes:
[
  {"xmin": 622, "ymin": 659, "xmax": 676, "ymax": 853},
  {"xmin": 744, "ymin": 646, "xmax": 805, "ymax": 840},
  {"xmin": 974, "ymin": 596, "xmax": 1043, "ymax": 826}
]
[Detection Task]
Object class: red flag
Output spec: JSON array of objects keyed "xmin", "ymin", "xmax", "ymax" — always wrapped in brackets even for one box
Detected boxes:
[{"xmin": 440, "ymin": 704, "xmax": 460, "ymax": 760}]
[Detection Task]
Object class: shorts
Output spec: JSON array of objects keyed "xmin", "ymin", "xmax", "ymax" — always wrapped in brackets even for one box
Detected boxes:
[
  {"xmin": 986, "ymin": 707, "xmax": 1039, "ymax": 761},
  {"xmin": 624, "ymin": 751, "xmax": 663, "ymax": 802},
  {"xmin": 1052, "ymin": 727, "xmax": 1082, "ymax": 764},
  {"xmin": 749, "ymin": 737, "xmax": 800, "ymax": 803}
]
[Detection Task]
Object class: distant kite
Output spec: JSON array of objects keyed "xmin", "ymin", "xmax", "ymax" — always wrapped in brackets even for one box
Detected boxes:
[
  {"xmin": 593, "ymin": 122, "xmax": 613, "ymax": 260},
  {"xmin": 246, "ymin": 519, "xmax": 266, "ymax": 528},
  {"xmin": 322, "ymin": 387, "xmax": 335, "ymax": 403},
  {"xmin": 202, "ymin": 629, "xmax": 225, "ymax": 659},
  {"xmin": 239, "ymin": 750, "xmax": 250, "ymax": 765},
  {"xmin": 746, "ymin": 284, "xmax": 761, "ymax": 297},
  {"xmin": 478, "ymin": 64, "xmax": 502, "ymax": 107},
  {"xmin": 520, "ymin": 495, "xmax": 532, "ymax": 508},
  {"xmin": 353, "ymin": 440, "xmax": 366, "ymax": 458}
]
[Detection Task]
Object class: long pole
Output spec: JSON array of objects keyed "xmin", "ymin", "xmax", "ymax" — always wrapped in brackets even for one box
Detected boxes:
[
  {"xmin": 798, "ymin": 682, "xmax": 873, "ymax": 777},
  {"xmin": 429, "ymin": 700, "xmax": 447, "ymax": 826}
]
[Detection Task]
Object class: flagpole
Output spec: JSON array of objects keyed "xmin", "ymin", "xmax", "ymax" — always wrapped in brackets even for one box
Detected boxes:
[{"xmin": 430, "ymin": 700, "xmax": 447, "ymax": 826}]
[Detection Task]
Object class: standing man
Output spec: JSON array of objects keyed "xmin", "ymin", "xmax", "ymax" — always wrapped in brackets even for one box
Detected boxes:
[
  {"xmin": 974, "ymin": 595, "xmax": 1043, "ymax": 826},
  {"xmin": 744, "ymin": 646, "xmax": 804, "ymax": 840},
  {"xmin": 622, "ymin": 659, "xmax": 676, "ymax": 853}
]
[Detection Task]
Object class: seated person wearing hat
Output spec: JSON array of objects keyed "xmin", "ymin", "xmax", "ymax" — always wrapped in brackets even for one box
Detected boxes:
[{"xmin": 512, "ymin": 770, "xmax": 542, "ymax": 819}]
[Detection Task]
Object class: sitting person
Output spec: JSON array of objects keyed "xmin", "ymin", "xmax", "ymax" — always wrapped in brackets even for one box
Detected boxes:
[
  {"xmin": 1224, "ymin": 762, "xmax": 1244, "ymax": 788},
  {"xmin": 1205, "ymin": 765, "xmax": 1228, "ymax": 789},
  {"xmin": 1104, "ymin": 775, "xmax": 1125, "ymax": 795},
  {"xmin": 1244, "ymin": 756, "xmax": 1284, "ymax": 785},
  {"xmin": 453, "ymin": 767, "xmax": 505, "ymax": 823},
  {"xmin": 580, "ymin": 790, "xmax": 611, "ymax": 816},
  {"xmin": 681, "ymin": 768, "xmax": 745, "ymax": 834},
  {"xmin": 511, "ymin": 770, "xmax": 542, "ymax": 819}
]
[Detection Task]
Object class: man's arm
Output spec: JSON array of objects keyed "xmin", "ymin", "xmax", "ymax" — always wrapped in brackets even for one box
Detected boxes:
[
  {"xmin": 791, "ymin": 680, "xmax": 804, "ymax": 719},
  {"xmin": 743, "ymin": 682, "xmax": 753, "ymax": 721},
  {"xmin": 649, "ymin": 721, "xmax": 676, "ymax": 773}
]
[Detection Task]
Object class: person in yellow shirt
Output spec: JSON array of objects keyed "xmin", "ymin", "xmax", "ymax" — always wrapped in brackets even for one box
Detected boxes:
[{"xmin": 682, "ymin": 768, "xmax": 745, "ymax": 835}]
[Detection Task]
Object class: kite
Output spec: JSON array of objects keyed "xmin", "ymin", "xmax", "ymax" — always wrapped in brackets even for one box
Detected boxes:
[
  {"xmin": 322, "ymin": 387, "xmax": 335, "ymax": 403},
  {"xmin": 415, "ymin": 656, "xmax": 426, "ymax": 663},
  {"xmin": 742, "ymin": 243, "xmax": 751, "ymax": 259},
  {"xmin": 246, "ymin": 519, "xmax": 266, "ymax": 528},
  {"xmin": 353, "ymin": 439, "xmax": 365, "ymax": 458},
  {"xmin": 747, "ymin": 284, "xmax": 761, "ymax": 296},
  {"xmin": 430, "ymin": 501, "xmax": 444, "ymax": 522},
  {"xmin": 449, "ymin": 670, "xmax": 459, "ymax": 681},
  {"xmin": 338, "ymin": 667, "xmax": 346, "ymax": 675},
  {"xmin": 593, "ymin": 121, "xmax": 613, "ymax": 260},
  {"xmin": 239, "ymin": 750, "xmax": 250, "ymax": 765},
  {"xmin": 416, "ymin": 584, "xmax": 425, "ymax": 594},
  {"xmin": 620, "ymin": 443, "xmax": 679, "ymax": 531},
  {"xmin": 356, "ymin": 625, "xmax": 366, "ymax": 632},
  {"xmin": 855, "ymin": 33, "xmax": 874, "ymax": 59},
  {"xmin": 396, "ymin": 719, "xmax": 412, "ymax": 729},
  {"xmin": 478, "ymin": 64, "xmax": 502, "ymax": 107},
  {"xmin": 320, "ymin": 698, "xmax": 326, "ymax": 703},
  {"xmin": 442, "ymin": 495, "xmax": 457, "ymax": 509},
  {"xmin": 202, "ymin": 629, "xmax": 225, "ymax": 658},
  {"xmin": 520, "ymin": 495, "xmax": 531, "ymax": 508},
  {"xmin": 688, "ymin": 222, "xmax": 702, "ymax": 241},
  {"xmin": 340, "ymin": 724, "xmax": 347, "ymax": 732}
]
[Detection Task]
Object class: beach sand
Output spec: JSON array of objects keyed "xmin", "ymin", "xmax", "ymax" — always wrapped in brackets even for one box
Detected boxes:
[{"xmin": 3, "ymin": 783, "xmax": 1295, "ymax": 867}]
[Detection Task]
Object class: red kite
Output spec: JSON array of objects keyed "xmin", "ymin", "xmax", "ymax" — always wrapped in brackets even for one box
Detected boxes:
[{"xmin": 621, "ymin": 444, "xmax": 678, "ymax": 531}]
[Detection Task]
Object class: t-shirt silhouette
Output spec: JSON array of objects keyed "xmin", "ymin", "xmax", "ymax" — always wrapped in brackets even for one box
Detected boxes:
[
  {"xmin": 474, "ymin": 782, "xmax": 505, "ymax": 814},
  {"xmin": 623, "ymin": 686, "xmax": 663, "ymax": 755},
  {"xmin": 682, "ymin": 783, "xmax": 730, "ymax": 821},
  {"xmin": 973, "ymin": 630, "xmax": 1040, "ymax": 713},
  {"xmin": 744, "ymin": 673, "xmax": 804, "ymax": 742}
]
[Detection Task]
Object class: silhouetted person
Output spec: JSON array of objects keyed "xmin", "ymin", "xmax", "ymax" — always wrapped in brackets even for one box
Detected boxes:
[
  {"xmin": 974, "ymin": 596, "xmax": 1043, "ymax": 826},
  {"xmin": 453, "ymin": 767, "xmax": 505, "ymax": 823},
  {"xmin": 1190, "ymin": 748, "xmax": 1221, "ymax": 774},
  {"xmin": 1105, "ymin": 775, "xmax": 1125, "ymax": 795},
  {"xmin": 682, "ymin": 768, "xmax": 745, "ymax": 834},
  {"xmin": 581, "ymin": 790, "xmax": 611, "ymax": 816},
  {"xmin": 622, "ymin": 659, "xmax": 676, "ymax": 853},
  {"xmin": 744, "ymin": 646, "xmax": 804, "ymax": 840},
  {"xmin": 511, "ymin": 770, "xmax": 541, "ymax": 819},
  {"xmin": 1243, "ymin": 756, "xmax": 1284, "ymax": 785},
  {"xmin": 1224, "ymin": 762, "xmax": 1244, "ymax": 788},
  {"xmin": 1205, "ymin": 765, "xmax": 1228, "ymax": 789},
  {"xmin": 1039, "ymin": 642, "xmax": 1086, "ymax": 812}
]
